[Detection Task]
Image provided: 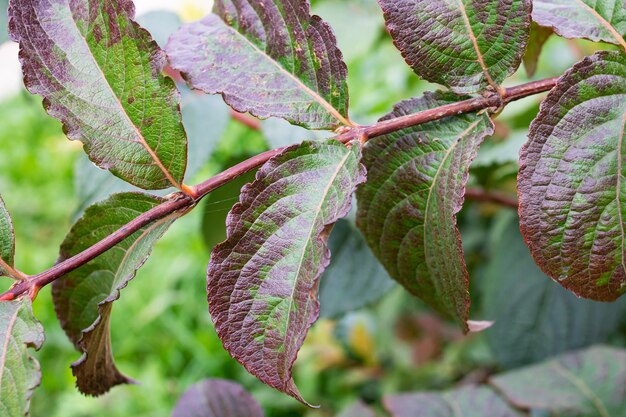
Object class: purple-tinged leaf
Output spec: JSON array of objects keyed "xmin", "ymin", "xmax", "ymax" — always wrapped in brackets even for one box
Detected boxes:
[
  {"xmin": 52, "ymin": 192, "xmax": 181, "ymax": 396},
  {"xmin": 207, "ymin": 140, "xmax": 365, "ymax": 404},
  {"xmin": 523, "ymin": 23, "xmax": 554, "ymax": 78},
  {"xmin": 518, "ymin": 51, "xmax": 626, "ymax": 301},
  {"xmin": 0, "ymin": 298, "xmax": 45, "ymax": 417},
  {"xmin": 533, "ymin": 0, "xmax": 626, "ymax": 50},
  {"xmin": 8, "ymin": 0, "xmax": 188, "ymax": 190},
  {"xmin": 356, "ymin": 92, "xmax": 494, "ymax": 331},
  {"xmin": 172, "ymin": 379, "xmax": 264, "ymax": 417},
  {"xmin": 0, "ymin": 195, "xmax": 15, "ymax": 278},
  {"xmin": 378, "ymin": 0, "xmax": 531, "ymax": 94},
  {"xmin": 491, "ymin": 346, "xmax": 626, "ymax": 416},
  {"xmin": 166, "ymin": 0, "xmax": 351, "ymax": 130},
  {"xmin": 384, "ymin": 386, "xmax": 523, "ymax": 417}
]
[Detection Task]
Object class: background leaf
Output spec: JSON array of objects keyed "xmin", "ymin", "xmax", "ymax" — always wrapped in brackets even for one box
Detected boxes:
[
  {"xmin": 319, "ymin": 219, "xmax": 395, "ymax": 318},
  {"xmin": 207, "ymin": 140, "xmax": 365, "ymax": 403},
  {"xmin": 532, "ymin": 0, "xmax": 626, "ymax": 49},
  {"xmin": 166, "ymin": 0, "xmax": 351, "ymax": 129},
  {"xmin": 357, "ymin": 92, "xmax": 494, "ymax": 330},
  {"xmin": 8, "ymin": 0, "xmax": 188, "ymax": 190},
  {"xmin": 337, "ymin": 400, "xmax": 377, "ymax": 417},
  {"xmin": 384, "ymin": 386, "xmax": 524, "ymax": 417},
  {"xmin": 261, "ymin": 118, "xmax": 332, "ymax": 149},
  {"xmin": 491, "ymin": 346, "xmax": 626, "ymax": 416},
  {"xmin": 483, "ymin": 213, "xmax": 626, "ymax": 368},
  {"xmin": 0, "ymin": 194, "xmax": 15, "ymax": 276},
  {"xmin": 518, "ymin": 51, "xmax": 626, "ymax": 301},
  {"xmin": 0, "ymin": 0, "xmax": 7, "ymax": 44},
  {"xmin": 52, "ymin": 192, "xmax": 180, "ymax": 396},
  {"xmin": 0, "ymin": 298, "xmax": 45, "ymax": 417},
  {"xmin": 171, "ymin": 379, "xmax": 264, "ymax": 417},
  {"xmin": 378, "ymin": 0, "xmax": 531, "ymax": 94},
  {"xmin": 523, "ymin": 23, "xmax": 554, "ymax": 77}
]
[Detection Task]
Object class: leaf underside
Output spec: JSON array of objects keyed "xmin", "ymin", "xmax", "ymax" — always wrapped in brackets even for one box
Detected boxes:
[
  {"xmin": 0, "ymin": 298, "xmax": 45, "ymax": 417},
  {"xmin": 356, "ymin": 92, "xmax": 494, "ymax": 331},
  {"xmin": 384, "ymin": 386, "xmax": 523, "ymax": 417},
  {"xmin": 378, "ymin": 0, "xmax": 531, "ymax": 94},
  {"xmin": 207, "ymin": 140, "xmax": 365, "ymax": 403},
  {"xmin": 172, "ymin": 379, "xmax": 264, "ymax": 417},
  {"xmin": 491, "ymin": 346, "xmax": 626, "ymax": 416},
  {"xmin": 523, "ymin": 23, "xmax": 554, "ymax": 78},
  {"xmin": 166, "ymin": 0, "xmax": 350, "ymax": 130},
  {"xmin": 532, "ymin": 0, "xmax": 626, "ymax": 49},
  {"xmin": 483, "ymin": 214, "xmax": 626, "ymax": 369},
  {"xmin": 9, "ymin": 0, "xmax": 188, "ymax": 190},
  {"xmin": 52, "ymin": 192, "xmax": 178, "ymax": 396},
  {"xmin": 0, "ymin": 195, "xmax": 15, "ymax": 277},
  {"xmin": 518, "ymin": 51, "xmax": 626, "ymax": 301}
]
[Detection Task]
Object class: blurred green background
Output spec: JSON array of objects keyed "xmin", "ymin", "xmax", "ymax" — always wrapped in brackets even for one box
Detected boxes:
[{"xmin": 1, "ymin": 0, "xmax": 626, "ymax": 416}]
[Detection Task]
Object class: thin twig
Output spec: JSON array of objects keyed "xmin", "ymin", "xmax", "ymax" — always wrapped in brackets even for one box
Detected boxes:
[{"xmin": 0, "ymin": 77, "xmax": 558, "ymax": 301}]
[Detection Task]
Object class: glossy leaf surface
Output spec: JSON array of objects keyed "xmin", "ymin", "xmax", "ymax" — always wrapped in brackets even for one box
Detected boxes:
[
  {"xmin": 166, "ymin": 0, "xmax": 351, "ymax": 129},
  {"xmin": 207, "ymin": 140, "xmax": 365, "ymax": 403},
  {"xmin": 52, "ymin": 192, "xmax": 179, "ymax": 396},
  {"xmin": 378, "ymin": 0, "xmax": 531, "ymax": 94},
  {"xmin": 357, "ymin": 92, "xmax": 494, "ymax": 329},
  {"xmin": 0, "ymin": 195, "xmax": 15, "ymax": 277},
  {"xmin": 518, "ymin": 51, "xmax": 626, "ymax": 301},
  {"xmin": 319, "ymin": 219, "xmax": 394, "ymax": 318},
  {"xmin": 172, "ymin": 379, "xmax": 264, "ymax": 417},
  {"xmin": 533, "ymin": 0, "xmax": 626, "ymax": 49},
  {"xmin": 483, "ymin": 214, "xmax": 626, "ymax": 368},
  {"xmin": 491, "ymin": 346, "xmax": 626, "ymax": 416},
  {"xmin": 9, "ymin": 0, "xmax": 188, "ymax": 190},
  {"xmin": 384, "ymin": 386, "xmax": 523, "ymax": 417},
  {"xmin": 0, "ymin": 298, "xmax": 44, "ymax": 417}
]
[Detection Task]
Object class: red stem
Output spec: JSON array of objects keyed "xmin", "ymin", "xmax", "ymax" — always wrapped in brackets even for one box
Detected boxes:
[{"xmin": 0, "ymin": 77, "xmax": 557, "ymax": 301}]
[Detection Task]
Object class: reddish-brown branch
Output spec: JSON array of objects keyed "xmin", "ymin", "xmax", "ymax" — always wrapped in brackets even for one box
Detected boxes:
[
  {"xmin": 230, "ymin": 110, "xmax": 262, "ymax": 130},
  {"xmin": 465, "ymin": 188, "xmax": 518, "ymax": 209},
  {"xmin": 0, "ymin": 77, "xmax": 557, "ymax": 301}
]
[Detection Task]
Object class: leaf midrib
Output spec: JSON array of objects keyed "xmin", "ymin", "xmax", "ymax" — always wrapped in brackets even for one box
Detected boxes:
[
  {"xmin": 70, "ymin": 6, "xmax": 182, "ymax": 189},
  {"xmin": 218, "ymin": 16, "xmax": 352, "ymax": 127},
  {"xmin": 574, "ymin": 0, "xmax": 626, "ymax": 50},
  {"xmin": 552, "ymin": 362, "xmax": 611, "ymax": 417}
]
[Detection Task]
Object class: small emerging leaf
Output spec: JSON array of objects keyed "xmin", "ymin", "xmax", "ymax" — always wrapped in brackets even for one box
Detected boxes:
[
  {"xmin": 172, "ymin": 379, "xmax": 264, "ymax": 417},
  {"xmin": 384, "ymin": 386, "xmax": 523, "ymax": 417},
  {"xmin": 533, "ymin": 0, "xmax": 626, "ymax": 49},
  {"xmin": 52, "ymin": 192, "xmax": 180, "ymax": 396},
  {"xmin": 357, "ymin": 92, "xmax": 494, "ymax": 330},
  {"xmin": 9, "ymin": 0, "xmax": 188, "ymax": 190},
  {"xmin": 0, "ymin": 298, "xmax": 45, "ymax": 417},
  {"xmin": 207, "ymin": 140, "xmax": 365, "ymax": 403},
  {"xmin": 491, "ymin": 346, "xmax": 626, "ymax": 416},
  {"xmin": 0, "ymin": 195, "xmax": 15, "ymax": 277},
  {"xmin": 378, "ymin": 0, "xmax": 532, "ymax": 94},
  {"xmin": 523, "ymin": 23, "xmax": 554, "ymax": 77},
  {"xmin": 166, "ymin": 0, "xmax": 351, "ymax": 129},
  {"xmin": 518, "ymin": 51, "xmax": 626, "ymax": 301}
]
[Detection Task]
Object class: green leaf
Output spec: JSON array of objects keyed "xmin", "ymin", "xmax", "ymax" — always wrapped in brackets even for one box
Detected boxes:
[
  {"xmin": 52, "ymin": 192, "xmax": 180, "ymax": 396},
  {"xmin": 518, "ymin": 51, "xmax": 626, "ymax": 301},
  {"xmin": 356, "ymin": 92, "xmax": 494, "ymax": 330},
  {"xmin": 207, "ymin": 140, "xmax": 365, "ymax": 403},
  {"xmin": 0, "ymin": 194, "xmax": 15, "ymax": 277},
  {"xmin": 166, "ymin": 0, "xmax": 352, "ymax": 129},
  {"xmin": 483, "ymin": 213, "xmax": 626, "ymax": 369},
  {"xmin": 9, "ymin": 0, "xmax": 188, "ymax": 190},
  {"xmin": 491, "ymin": 346, "xmax": 626, "ymax": 416},
  {"xmin": 319, "ymin": 219, "xmax": 395, "ymax": 318},
  {"xmin": 0, "ymin": 298, "xmax": 45, "ymax": 417},
  {"xmin": 384, "ymin": 386, "xmax": 524, "ymax": 417},
  {"xmin": 378, "ymin": 0, "xmax": 532, "ymax": 94},
  {"xmin": 523, "ymin": 23, "xmax": 554, "ymax": 78},
  {"xmin": 172, "ymin": 379, "xmax": 264, "ymax": 417},
  {"xmin": 533, "ymin": 0, "xmax": 626, "ymax": 50}
]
